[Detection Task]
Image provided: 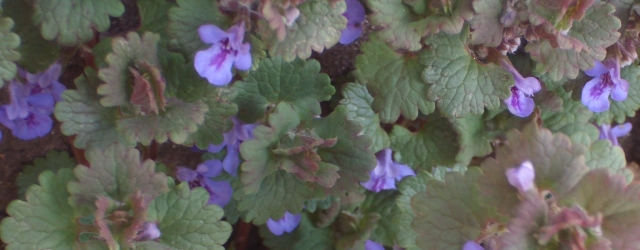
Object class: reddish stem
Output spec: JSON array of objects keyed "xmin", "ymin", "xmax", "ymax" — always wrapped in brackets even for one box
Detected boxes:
[
  {"xmin": 68, "ymin": 136, "xmax": 89, "ymax": 166},
  {"xmin": 234, "ymin": 220, "xmax": 252, "ymax": 250}
]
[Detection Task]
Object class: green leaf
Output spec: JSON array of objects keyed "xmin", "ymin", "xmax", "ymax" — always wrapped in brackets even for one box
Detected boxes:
[
  {"xmin": 411, "ymin": 168, "xmax": 501, "ymax": 249},
  {"xmin": 338, "ymin": 82, "xmax": 390, "ymax": 153},
  {"xmin": 147, "ymin": 182, "xmax": 232, "ymax": 250},
  {"xmin": 308, "ymin": 106, "xmax": 377, "ymax": 196},
  {"xmin": 16, "ymin": 150, "xmax": 77, "ymax": 199},
  {"xmin": 477, "ymin": 122, "xmax": 590, "ymax": 216},
  {"xmin": 160, "ymin": 51, "xmax": 208, "ymax": 102},
  {"xmin": 366, "ymin": 0, "xmax": 474, "ymax": 51},
  {"xmin": 498, "ymin": 192, "xmax": 549, "ymax": 249},
  {"xmin": 390, "ymin": 112, "xmax": 459, "ymax": 170},
  {"xmin": 98, "ymin": 32, "xmax": 161, "ymax": 107},
  {"xmin": 469, "ymin": 0, "xmax": 504, "ymax": 46},
  {"xmin": 393, "ymin": 170, "xmax": 432, "ymax": 250},
  {"xmin": 183, "ymin": 85, "xmax": 237, "ymax": 149},
  {"xmin": 0, "ymin": 169, "xmax": 80, "ymax": 249},
  {"xmin": 116, "ymin": 98, "xmax": 208, "ymax": 145},
  {"xmin": 68, "ymin": 143, "xmax": 169, "ymax": 214},
  {"xmin": 167, "ymin": 0, "xmax": 230, "ymax": 57},
  {"xmin": 32, "ymin": 0, "xmax": 124, "ymax": 46},
  {"xmin": 450, "ymin": 114, "xmax": 493, "ymax": 165},
  {"xmin": 360, "ymin": 190, "xmax": 401, "ymax": 246},
  {"xmin": 3, "ymin": 0, "xmax": 59, "ymax": 74},
  {"xmin": 583, "ymin": 140, "xmax": 632, "ymax": 181},
  {"xmin": 0, "ymin": 6, "xmax": 19, "ymax": 86},
  {"xmin": 526, "ymin": 2, "xmax": 621, "ymax": 81},
  {"xmin": 540, "ymin": 86, "xmax": 596, "ymax": 139},
  {"xmin": 54, "ymin": 68, "xmax": 134, "ymax": 150},
  {"xmin": 355, "ymin": 37, "xmax": 435, "ymax": 123},
  {"xmin": 137, "ymin": 0, "xmax": 174, "ymax": 38},
  {"xmin": 234, "ymin": 57, "xmax": 335, "ymax": 123},
  {"xmin": 258, "ymin": 0, "xmax": 346, "ymax": 61},
  {"xmin": 260, "ymin": 212, "xmax": 334, "ymax": 250},
  {"xmin": 594, "ymin": 63, "xmax": 640, "ymax": 124},
  {"xmin": 560, "ymin": 169, "xmax": 640, "ymax": 249},
  {"xmin": 420, "ymin": 27, "xmax": 513, "ymax": 118},
  {"xmin": 234, "ymin": 171, "xmax": 326, "ymax": 224}
]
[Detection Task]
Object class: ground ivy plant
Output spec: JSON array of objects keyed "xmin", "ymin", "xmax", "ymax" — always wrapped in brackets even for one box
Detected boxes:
[{"xmin": 2, "ymin": 0, "xmax": 640, "ymax": 249}]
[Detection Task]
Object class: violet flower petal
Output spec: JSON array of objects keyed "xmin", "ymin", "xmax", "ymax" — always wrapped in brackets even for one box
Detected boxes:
[
  {"xmin": 9, "ymin": 110, "xmax": 53, "ymax": 140},
  {"xmin": 581, "ymin": 76, "xmax": 612, "ymax": 112},
  {"xmin": 364, "ymin": 240, "xmax": 385, "ymax": 250},
  {"xmin": 202, "ymin": 178, "xmax": 232, "ymax": 207},
  {"xmin": 266, "ymin": 212, "xmax": 302, "ymax": 236},
  {"xmin": 361, "ymin": 148, "xmax": 415, "ymax": 192},
  {"xmin": 198, "ymin": 24, "xmax": 228, "ymax": 44},
  {"xmin": 506, "ymin": 161, "xmax": 535, "ymax": 193},
  {"xmin": 611, "ymin": 122, "xmax": 632, "ymax": 137},
  {"xmin": 198, "ymin": 159, "xmax": 224, "ymax": 178},
  {"xmin": 176, "ymin": 167, "xmax": 198, "ymax": 182},
  {"xmin": 505, "ymin": 86, "xmax": 535, "ymax": 117},
  {"xmin": 584, "ymin": 61, "xmax": 608, "ymax": 77},
  {"xmin": 463, "ymin": 241, "xmax": 484, "ymax": 250},
  {"xmin": 234, "ymin": 43, "xmax": 252, "ymax": 70},
  {"xmin": 339, "ymin": 25, "xmax": 363, "ymax": 45},
  {"xmin": 194, "ymin": 45, "xmax": 235, "ymax": 86},
  {"xmin": 222, "ymin": 146, "xmax": 240, "ymax": 176}
]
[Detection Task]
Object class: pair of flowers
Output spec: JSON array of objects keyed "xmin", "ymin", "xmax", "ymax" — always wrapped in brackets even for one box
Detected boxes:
[
  {"xmin": 194, "ymin": 0, "xmax": 365, "ymax": 86},
  {"xmin": 0, "ymin": 63, "xmax": 65, "ymax": 141},
  {"xmin": 504, "ymin": 58, "xmax": 628, "ymax": 117}
]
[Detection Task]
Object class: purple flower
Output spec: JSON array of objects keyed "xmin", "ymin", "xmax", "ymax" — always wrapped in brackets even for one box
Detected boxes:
[
  {"xmin": 506, "ymin": 161, "xmax": 535, "ymax": 193},
  {"xmin": 19, "ymin": 62, "xmax": 66, "ymax": 102},
  {"xmin": 581, "ymin": 59, "xmax": 629, "ymax": 112},
  {"xmin": 0, "ymin": 105, "xmax": 53, "ymax": 140},
  {"xmin": 207, "ymin": 117, "xmax": 256, "ymax": 176},
  {"xmin": 266, "ymin": 211, "xmax": 301, "ymax": 235},
  {"xmin": 361, "ymin": 148, "xmax": 415, "ymax": 192},
  {"xmin": 176, "ymin": 159, "xmax": 233, "ymax": 207},
  {"xmin": 135, "ymin": 222, "xmax": 161, "ymax": 241},
  {"xmin": 598, "ymin": 122, "xmax": 632, "ymax": 146},
  {"xmin": 463, "ymin": 241, "xmax": 484, "ymax": 250},
  {"xmin": 339, "ymin": 0, "xmax": 365, "ymax": 45},
  {"xmin": 364, "ymin": 240, "xmax": 385, "ymax": 250},
  {"xmin": 194, "ymin": 22, "xmax": 252, "ymax": 86},
  {"xmin": 501, "ymin": 60, "xmax": 541, "ymax": 117}
]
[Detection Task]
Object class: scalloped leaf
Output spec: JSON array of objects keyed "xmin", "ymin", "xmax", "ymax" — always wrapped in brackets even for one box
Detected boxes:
[
  {"xmin": 360, "ymin": 190, "xmax": 401, "ymax": 246},
  {"xmin": 137, "ymin": 0, "xmax": 174, "ymax": 38},
  {"xmin": 4, "ymin": 0, "xmax": 60, "ymax": 74},
  {"xmin": 469, "ymin": 0, "xmax": 504, "ymax": 46},
  {"xmin": 183, "ymin": 85, "xmax": 237, "ymax": 149},
  {"xmin": 338, "ymin": 82, "xmax": 390, "ymax": 153},
  {"xmin": 234, "ymin": 57, "xmax": 334, "ymax": 123},
  {"xmin": 539, "ymin": 86, "xmax": 596, "ymax": 140},
  {"xmin": 450, "ymin": 114, "xmax": 493, "ymax": 165},
  {"xmin": 116, "ymin": 98, "xmax": 208, "ymax": 145},
  {"xmin": 16, "ymin": 150, "xmax": 77, "ymax": 199},
  {"xmin": 390, "ymin": 112, "xmax": 459, "ymax": 170},
  {"xmin": 308, "ymin": 105, "xmax": 377, "ymax": 195},
  {"xmin": 477, "ymin": 122, "xmax": 590, "ymax": 216},
  {"xmin": 498, "ymin": 192, "xmax": 549, "ymax": 249},
  {"xmin": 0, "ymin": 169, "xmax": 83, "ymax": 249},
  {"xmin": 526, "ymin": 2, "xmax": 621, "ymax": 81},
  {"xmin": 584, "ymin": 140, "xmax": 631, "ymax": 180},
  {"xmin": 160, "ymin": 51, "xmax": 207, "ymax": 102},
  {"xmin": 32, "ymin": 0, "xmax": 124, "ymax": 46},
  {"xmin": 0, "ymin": 6, "xmax": 19, "ymax": 86},
  {"xmin": 259, "ymin": 212, "xmax": 334, "ymax": 250},
  {"xmin": 393, "ymin": 170, "xmax": 431, "ymax": 250},
  {"xmin": 67, "ymin": 143, "xmax": 168, "ymax": 214},
  {"xmin": 411, "ymin": 168, "xmax": 502, "ymax": 249},
  {"xmin": 594, "ymin": 63, "xmax": 640, "ymax": 124},
  {"xmin": 98, "ymin": 32, "xmax": 161, "ymax": 108},
  {"xmin": 366, "ymin": 0, "xmax": 474, "ymax": 51},
  {"xmin": 355, "ymin": 37, "xmax": 435, "ymax": 123},
  {"xmin": 560, "ymin": 169, "xmax": 640, "ymax": 249},
  {"xmin": 167, "ymin": 0, "xmax": 230, "ymax": 58},
  {"xmin": 54, "ymin": 68, "xmax": 134, "ymax": 150},
  {"xmin": 147, "ymin": 182, "xmax": 232, "ymax": 250},
  {"xmin": 258, "ymin": 0, "xmax": 346, "ymax": 61},
  {"xmin": 420, "ymin": 27, "xmax": 513, "ymax": 118}
]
